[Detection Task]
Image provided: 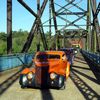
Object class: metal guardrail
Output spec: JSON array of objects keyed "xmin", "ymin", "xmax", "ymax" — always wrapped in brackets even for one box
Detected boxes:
[
  {"xmin": 0, "ymin": 53, "xmax": 35, "ymax": 72},
  {"xmin": 81, "ymin": 50, "xmax": 100, "ymax": 67}
]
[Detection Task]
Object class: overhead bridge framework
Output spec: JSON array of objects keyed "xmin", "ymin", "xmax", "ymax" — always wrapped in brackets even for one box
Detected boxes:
[{"xmin": 6, "ymin": 0, "xmax": 100, "ymax": 53}]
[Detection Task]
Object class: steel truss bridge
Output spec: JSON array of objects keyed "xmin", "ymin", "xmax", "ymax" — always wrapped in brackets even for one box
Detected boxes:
[
  {"xmin": 6, "ymin": 0, "xmax": 100, "ymax": 53},
  {"xmin": 0, "ymin": 0, "xmax": 100, "ymax": 99}
]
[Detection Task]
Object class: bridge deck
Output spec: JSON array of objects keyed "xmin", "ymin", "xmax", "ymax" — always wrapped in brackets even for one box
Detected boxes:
[{"xmin": 0, "ymin": 53, "xmax": 100, "ymax": 100}]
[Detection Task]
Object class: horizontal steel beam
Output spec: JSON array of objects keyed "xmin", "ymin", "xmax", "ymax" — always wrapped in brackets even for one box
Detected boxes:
[
  {"xmin": 54, "ymin": 2, "xmax": 92, "ymax": 25},
  {"xmin": 56, "ymin": 11, "xmax": 87, "ymax": 15},
  {"xmin": 57, "ymin": 15, "xmax": 84, "ymax": 30},
  {"xmin": 43, "ymin": 24, "xmax": 89, "ymax": 27},
  {"xmin": 58, "ymin": 35, "xmax": 85, "ymax": 38},
  {"xmin": 60, "ymin": 13, "xmax": 86, "ymax": 30}
]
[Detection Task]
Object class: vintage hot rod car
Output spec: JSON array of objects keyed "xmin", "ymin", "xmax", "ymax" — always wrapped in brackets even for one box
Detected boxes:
[{"xmin": 19, "ymin": 51, "xmax": 70, "ymax": 89}]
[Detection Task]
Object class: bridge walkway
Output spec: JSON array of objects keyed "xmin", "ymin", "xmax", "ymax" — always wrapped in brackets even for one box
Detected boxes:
[{"xmin": 0, "ymin": 53, "xmax": 100, "ymax": 100}]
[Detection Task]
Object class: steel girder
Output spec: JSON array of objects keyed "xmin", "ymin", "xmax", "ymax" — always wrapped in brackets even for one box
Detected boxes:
[
  {"xmin": 17, "ymin": 0, "xmax": 48, "ymax": 52},
  {"xmin": 86, "ymin": 0, "xmax": 91, "ymax": 51},
  {"xmin": 49, "ymin": 0, "xmax": 51, "ymax": 36},
  {"xmin": 57, "ymin": 15, "xmax": 84, "ymax": 30},
  {"xmin": 54, "ymin": 2, "xmax": 91, "ymax": 25},
  {"xmin": 60, "ymin": 13, "xmax": 86, "ymax": 31},
  {"xmin": 51, "ymin": 0, "xmax": 60, "ymax": 49},
  {"xmin": 7, "ymin": 0, "xmax": 12, "ymax": 54},
  {"xmin": 90, "ymin": 0, "xmax": 100, "ymax": 52}
]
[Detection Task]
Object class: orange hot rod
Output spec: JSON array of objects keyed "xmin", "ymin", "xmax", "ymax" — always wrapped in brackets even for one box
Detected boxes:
[{"xmin": 19, "ymin": 51, "xmax": 70, "ymax": 89}]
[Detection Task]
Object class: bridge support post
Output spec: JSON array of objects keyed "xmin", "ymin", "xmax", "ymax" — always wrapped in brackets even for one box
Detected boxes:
[
  {"xmin": 86, "ymin": 0, "xmax": 91, "ymax": 51},
  {"xmin": 37, "ymin": 0, "xmax": 40, "ymax": 51},
  {"xmin": 49, "ymin": 0, "xmax": 51, "ymax": 37},
  {"xmin": 7, "ymin": 0, "xmax": 12, "ymax": 54},
  {"xmin": 90, "ymin": 0, "xmax": 100, "ymax": 53},
  {"xmin": 57, "ymin": 31, "xmax": 60, "ymax": 50},
  {"xmin": 51, "ymin": 0, "xmax": 59, "ymax": 50},
  {"xmin": 92, "ymin": 28, "xmax": 97, "ymax": 52}
]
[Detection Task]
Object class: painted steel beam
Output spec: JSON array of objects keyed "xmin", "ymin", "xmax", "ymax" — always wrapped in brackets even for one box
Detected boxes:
[
  {"xmin": 57, "ymin": 0, "xmax": 75, "ymax": 12},
  {"xmin": 36, "ymin": 0, "xmax": 40, "ymax": 51},
  {"xmin": 93, "ymin": 2, "xmax": 100, "ymax": 21},
  {"xmin": 66, "ymin": 0, "xmax": 85, "ymax": 12},
  {"xmin": 17, "ymin": 0, "xmax": 38, "ymax": 18},
  {"xmin": 51, "ymin": 0, "xmax": 59, "ymax": 49},
  {"xmin": 38, "ymin": 20, "xmax": 48, "ymax": 50},
  {"xmin": 90, "ymin": 0, "xmax": 100, "ymax": 52},
  {"xmin": 57, "ymin": 15, "xmax": 84, "ymax": 30},
  {"xmin": 60, "ymin": 13, "xmax": 86, "ymax": 31},
  {"xmin": 7, "ymin": 0, "xmax": 12, "ymax": 54},
  {"xmin": 58, "ymin": 35, "xmax": 85, "ymax": 39},
  {"xmin": 56, "ymin": 12, "xmax": 87, "ymax": 15},
  {"xmin": 54, "ymin": 2, "xmax": 91, "ymax": 26},
  {"xmin": 43, "ymin": 25, "xmax": 88, "ymax": 27},
  {"xmin": 21, "ymin": 0, "xmax": 48, "ymax": 52},
  {"xmin": 51, "ymin": 0, "xmax": 57, "ymax": 31},
  {"xmin": 49, "ymin": 0, "xmax": 51, "ymax": 36},
  {"xmin": 42, "ymin": 0, "xmax": 87, "ymax": 26}
]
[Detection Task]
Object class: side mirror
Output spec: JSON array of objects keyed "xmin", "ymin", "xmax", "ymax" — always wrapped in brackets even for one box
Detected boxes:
[{"xmin": 62, "ymin": 54, "xmax": 67, "ymax": 61}]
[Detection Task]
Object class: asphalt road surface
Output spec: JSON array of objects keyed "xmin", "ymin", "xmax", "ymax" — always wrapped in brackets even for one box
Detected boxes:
[{"xmin": 0, "ymin": 53, "xmax": 100, "ymax": 100}]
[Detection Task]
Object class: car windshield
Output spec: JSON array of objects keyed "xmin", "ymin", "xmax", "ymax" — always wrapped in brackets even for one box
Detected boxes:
[{"xmin": 36, "ymin": 54, "xmax": 60, "ymax": 60}]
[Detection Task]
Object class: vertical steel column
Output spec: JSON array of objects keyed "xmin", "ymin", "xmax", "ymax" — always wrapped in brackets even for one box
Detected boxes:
[
  {"xmin": 90, "ymin": 0, "xmax": 100, "ymax": 52},
  {"xmin": 37, "ymin": 0, "xmax": 40, "ymax": 51},
  {"xmin": 86, "ymin": 0, "xmax": 91, "ymax": 51},
  {"xmin": 7, "ymin": 0, "xmax": 12, "ymax": 54},
  {"xmin": 62, "ymin": 31, "xmax": 65, "ymax": 48},
  {"xmin": 51, "ymin": 0, "xmax": 59, "ymax": 50},
  {"xmin": 91, "ymin": 0, "xmax": 97, "ymax": 52},
  {"xmin": 49, "ymin": 0, "xmax": 51, "ymax": 36}
]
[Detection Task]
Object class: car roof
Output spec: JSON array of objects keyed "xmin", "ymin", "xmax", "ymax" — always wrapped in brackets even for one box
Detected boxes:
[{"xmin": 36, "ymin": 51, "xmax": 65, "ymax": 55}]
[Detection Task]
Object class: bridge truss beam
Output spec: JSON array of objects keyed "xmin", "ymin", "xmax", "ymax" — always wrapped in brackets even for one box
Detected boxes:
[
  {"xmin": 90, "ymin": 0, "xmax": 100, "ymax": 52},
  {"xmin": 7, "ymin": 0, "xmax": 12, "ymax": 54},
  {"xmin": 17, "ymin": 0, "xmax": 48, "ymax": 52},
  {"xmin": 5, "ymin": 0, "xmax": 100, "ymax": 53}
]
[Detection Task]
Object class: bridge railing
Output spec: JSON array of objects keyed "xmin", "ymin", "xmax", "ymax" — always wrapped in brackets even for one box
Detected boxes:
[
  {"xmin": 81, "ymin": 50, "xmax": 100, "ymax": 68},
  {"xmin": 0, "ymin": 53, "xmax": 35, "ymax": 72}
]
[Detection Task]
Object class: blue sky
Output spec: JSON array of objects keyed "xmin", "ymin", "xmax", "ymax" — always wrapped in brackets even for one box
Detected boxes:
[{"xmin": 0, "ymin": 0, "xmax": 100, "ymax": 33}]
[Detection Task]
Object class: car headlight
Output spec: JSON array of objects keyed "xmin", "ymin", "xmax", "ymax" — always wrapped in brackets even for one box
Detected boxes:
[
  {"xmin": 50, "ymin": 73, "xmax": 57, "ymax": 80},
  {"xmin": 75, "ymin": 51, "xmax": 77, "ymax": 53},
  {"xmin": 23, "ymin": 76, "xmax": 27, "ymax": 83},
  {"xmin": 27, "ymin": 72, "xmax": 33, "ymax": 80}
]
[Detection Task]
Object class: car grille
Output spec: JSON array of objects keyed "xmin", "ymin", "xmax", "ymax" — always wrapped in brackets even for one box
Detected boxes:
[{"xmin": 35, "ymin": 66, "xmax": 49, "ymax": 87}]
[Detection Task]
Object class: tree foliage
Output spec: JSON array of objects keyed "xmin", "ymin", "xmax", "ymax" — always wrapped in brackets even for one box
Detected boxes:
[{"xmin": 0, "ymin": 29, "xmax": 71, "ymax": 55}]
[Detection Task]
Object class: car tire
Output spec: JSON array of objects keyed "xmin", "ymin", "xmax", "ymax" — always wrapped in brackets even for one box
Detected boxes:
[
  {"xmin": 60, "ymin": 84, "xmax": 65, "ymax": 90},
  {"xmin": 21, "ymin": 85, "xmax": 25, "ymax": 89},
  {"xmin": 58, "ymin": 76, "xmax": 66, "ymax": 90}
]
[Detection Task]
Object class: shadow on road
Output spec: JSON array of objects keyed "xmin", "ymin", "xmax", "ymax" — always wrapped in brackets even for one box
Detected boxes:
[
  {"xmin": 81, "ymin": 53, "xmax": 100, "ymax": 83},
  {"xmin": 72, "ymin": 68, "xmax": 100, "ymax": 84},
  {"xmin": 75, "ymin": 56, "xmax": 85, "ymax": 61},
  {"xmin": 73, "ymin": 65, "xmax": 91, "ymax": 70},
  {"xmin": 70, "ymin": 71, "xmax": 100, "ymax": 100},
  {"xmin": 41, "ymin": 89, "xmax": 53, "ymax": 100},
  {"xmin": 0, "ymin": 70, "xmax": 21, "ymax": 95},
  {"xmin": 74, "ymin": 59, "xmax": 87, "ymax": 65},
  {"xmin": 35, "ymin": 52, "xmax": 54, "ymax": 100}
]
